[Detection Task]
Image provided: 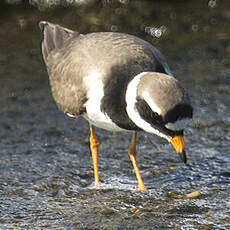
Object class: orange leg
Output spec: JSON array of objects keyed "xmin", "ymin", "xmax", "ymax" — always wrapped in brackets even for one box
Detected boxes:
[
  {"xmin": 128, "ymin": 132, "xmax": 146, "ymax": 191},
  {"xmin": 90, "ymin": 125, "xmax": 100, "ymax": 185}
]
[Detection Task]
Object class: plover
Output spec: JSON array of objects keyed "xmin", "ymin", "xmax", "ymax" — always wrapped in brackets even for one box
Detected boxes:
[{"xmin": 39, "ymin": 21, "xmax": 193, "ymax": 190}]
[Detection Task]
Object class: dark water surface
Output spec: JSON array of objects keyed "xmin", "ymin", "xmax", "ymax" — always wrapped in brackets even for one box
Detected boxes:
[{"xmin": 0, "ymin": 0, "xmax": 230, "ymax": 229}]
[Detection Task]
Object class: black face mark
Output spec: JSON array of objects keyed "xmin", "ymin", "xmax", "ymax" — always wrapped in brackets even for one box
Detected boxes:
[
  {"xmin": 135, "ymin": 98, "xmax": 183, "ymax": 137},
  {"xmin": 163, "ymin": 104, "xmax": 193, "ymax": 124}
]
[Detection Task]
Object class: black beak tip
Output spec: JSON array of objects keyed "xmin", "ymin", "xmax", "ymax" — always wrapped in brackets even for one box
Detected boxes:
[{"xmin": 179, "ymin": 150, "xmax": 187, "ymax": 164}]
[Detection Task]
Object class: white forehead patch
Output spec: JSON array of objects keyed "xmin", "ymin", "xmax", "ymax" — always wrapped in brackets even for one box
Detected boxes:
[
  {"xmin": 165, "ymin": 118, "xmax": 191, "ymax": 131},
  {"xmin": 142, "ymin": 91, "xmax": 162, "ymax": 115}
]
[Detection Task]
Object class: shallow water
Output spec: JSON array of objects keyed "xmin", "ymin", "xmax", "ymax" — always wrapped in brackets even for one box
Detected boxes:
[{"xmin": 0, "ymin": 1, "xmax": 230, "ymax": 229}]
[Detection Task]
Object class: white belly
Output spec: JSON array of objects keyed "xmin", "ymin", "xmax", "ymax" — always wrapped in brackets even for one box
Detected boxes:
[{"xmin": 83, "ymin": 113, "xmax": 125, "ymax": 132}]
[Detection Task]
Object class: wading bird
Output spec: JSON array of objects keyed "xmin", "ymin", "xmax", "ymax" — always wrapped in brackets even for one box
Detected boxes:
[{"xmin": 39, "ymin": 22, "xmax": 193, "ymax": 190}]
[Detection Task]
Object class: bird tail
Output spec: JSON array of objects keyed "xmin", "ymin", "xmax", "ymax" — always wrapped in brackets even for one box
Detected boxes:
[{"xmin": 39, "ymin": 21, "xmax": 80, "ymax": 64}]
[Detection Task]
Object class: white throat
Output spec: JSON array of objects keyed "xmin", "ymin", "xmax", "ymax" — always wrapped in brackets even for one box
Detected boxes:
[{"xmin": 125, "ymin": 72, "xmax": 170, "ymax": 142}]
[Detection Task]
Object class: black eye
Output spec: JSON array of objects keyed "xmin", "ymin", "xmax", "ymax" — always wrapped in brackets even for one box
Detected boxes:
[{"xmin": 135, "ymin": 98, "xmax": 185, "ymax": 137}]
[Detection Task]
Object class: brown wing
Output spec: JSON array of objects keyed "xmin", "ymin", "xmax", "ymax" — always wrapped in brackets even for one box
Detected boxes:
[{"xmin": 39, "ymin": 21, "xmax": 86, "ymax": 116}]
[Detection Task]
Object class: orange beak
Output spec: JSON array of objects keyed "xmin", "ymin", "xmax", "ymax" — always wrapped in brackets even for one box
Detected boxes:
[{"xmin": 170, "ymin": 136, "xmax": 187, "ymax": 163}]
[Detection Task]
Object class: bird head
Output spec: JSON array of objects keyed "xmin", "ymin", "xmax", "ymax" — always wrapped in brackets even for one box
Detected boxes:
[{"xmin": 126, "ymin": 72, "xmax": 193, "ymax": 163}]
